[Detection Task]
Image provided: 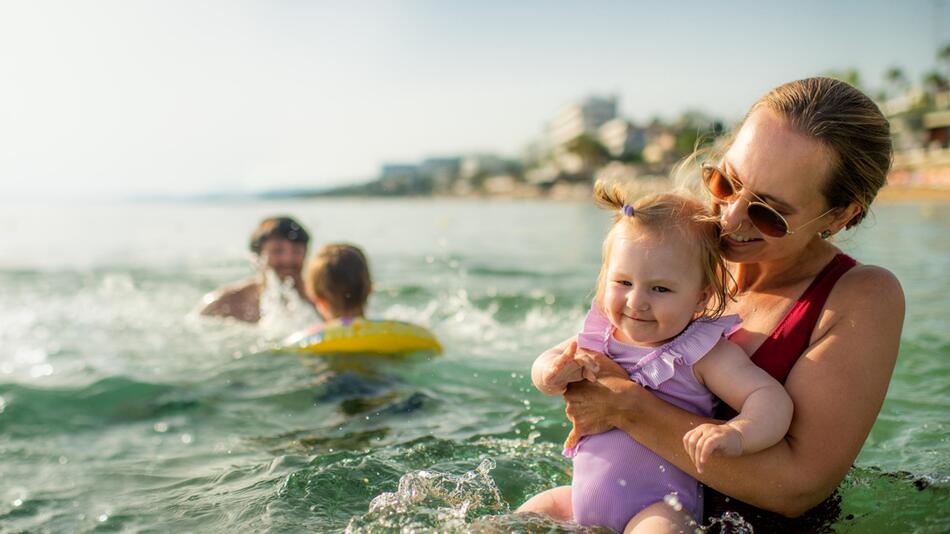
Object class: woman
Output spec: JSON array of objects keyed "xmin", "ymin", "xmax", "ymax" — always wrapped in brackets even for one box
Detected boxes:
[{"xmin": 562, "ymin": 77, "xmax": 904, "ymax": 530}]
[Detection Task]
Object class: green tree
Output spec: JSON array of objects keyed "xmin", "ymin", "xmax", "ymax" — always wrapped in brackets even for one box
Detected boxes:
[
  {"xmin": 885, "ymin": 66, "xmax": 909, "ymax": 99},
  {"xmin": 939, "ymin": 43, "xmax": 950, "ymax": 79},
  {"xmin": 565, "ymin": 134, "xmax": 610, "ymax": 168},
  {"xmin": 923, "ymin": 70, "xmax": 948, "ymax": 92},
  {"xmin": 823, "ymin": 68, "xmax": 863, "ymax": 90}
]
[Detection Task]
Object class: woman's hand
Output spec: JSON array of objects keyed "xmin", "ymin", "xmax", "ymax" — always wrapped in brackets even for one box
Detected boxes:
[{"xmin": 562, "ymin": 350, "xmax": 637, "ymax": 449}]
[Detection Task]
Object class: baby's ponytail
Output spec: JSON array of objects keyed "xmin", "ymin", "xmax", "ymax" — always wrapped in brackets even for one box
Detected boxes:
[{"xmin": 593, "ymin": 178, "xmax": 628, "ymax": 216}]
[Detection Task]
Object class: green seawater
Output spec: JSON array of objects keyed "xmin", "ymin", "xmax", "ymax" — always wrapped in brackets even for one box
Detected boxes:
[{"xmin": 0, "ymin": 199, "xmax": 946, "ymax": 533}]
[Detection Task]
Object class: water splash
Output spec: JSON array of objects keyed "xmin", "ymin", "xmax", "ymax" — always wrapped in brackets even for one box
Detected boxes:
[
  {"xmin": 258, "ymin": 270, "xmax": 319, "ymax": 340},
  {"xmin": 702, "ymin": 511, "xmax": 754, "ymax": 533},
  {"xmin": 344, "ymin": 458, "xmax": 507, "ymax": 533}
]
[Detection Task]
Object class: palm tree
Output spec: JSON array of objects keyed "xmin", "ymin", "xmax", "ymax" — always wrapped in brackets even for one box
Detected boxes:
[
  {"xmin": 939, "ymin": 44, "xmax": 950, "ymax": 79},
  {"xmin": 824, "ymin": 68, "xmax": 863, "ymax": 89},
  {"xmin": 885, "ymin": 66, "xmax": 910, "ymax": 99}
]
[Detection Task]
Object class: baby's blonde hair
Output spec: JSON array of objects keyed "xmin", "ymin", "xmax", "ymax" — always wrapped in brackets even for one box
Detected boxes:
[{"xmin": 593, "ymin": 179, "xmax": 730, "ymax": 320}]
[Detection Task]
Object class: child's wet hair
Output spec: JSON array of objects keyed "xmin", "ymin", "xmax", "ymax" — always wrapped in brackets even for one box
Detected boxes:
[
  {"xmin": 593, "ymin": 179, "xmax": 730, "ymax": 320},
  {"xmin": 304, "ymin": 243, "xmax": 372, "ymax": 315}
]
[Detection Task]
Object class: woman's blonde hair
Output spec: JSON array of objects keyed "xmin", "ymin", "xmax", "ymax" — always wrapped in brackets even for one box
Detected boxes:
[
  {"xmin": 593, "ymin": 179, "xmax": 730, "ymax": 320},
  {"xmin": 679, "ymin": 77, "xmax": 892, "ymax": 229}
]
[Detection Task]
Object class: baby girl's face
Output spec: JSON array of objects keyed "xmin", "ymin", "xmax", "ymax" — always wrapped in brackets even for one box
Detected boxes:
[{"xmin": 603, "ymin": 229, "xmax": 710, "ymax": 347}]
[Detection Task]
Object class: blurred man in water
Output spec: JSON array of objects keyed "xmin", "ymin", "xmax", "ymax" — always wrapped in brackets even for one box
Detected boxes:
[{"xmin": 198, "ymin": 216, "xmax": 313, "ymax": 322}]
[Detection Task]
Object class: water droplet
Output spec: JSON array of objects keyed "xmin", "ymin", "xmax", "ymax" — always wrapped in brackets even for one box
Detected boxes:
[
  {"xmin": 98, "ymin": 514, "xmax": 109, "ymax": 522},
  {"xmin": 617, "ymin": 479, "xmax": 627, "ymax": 487},
  {"xmin": 153, "ymin": 422, "xmax": 169, "ymax": 433},
  {"xmin": 658, "ymin": 464, "xmax": 666, "ymax": 472},
  {"xmin": 663, "ymin": 493, "xmax": 683, "ymax": 512},
  {"xmin": 13, "ymin": 499, "xmax": 22, "ymax": 507},
  {"xmin": 180, "ymin": 433, "xmax": 193, "ymax": 444},
  {"xmin": 58, "ymin": 456, "xmax": 68, "ymax": 465},
  {"xmin": 522, "ymin": 399, "xmax": 531, "ymax": 407}
]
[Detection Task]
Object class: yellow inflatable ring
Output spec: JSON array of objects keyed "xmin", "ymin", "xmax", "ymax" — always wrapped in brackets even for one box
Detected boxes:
[{"xmin": 283, "ymin": 318, "xmax": 443, "ymax": 355}]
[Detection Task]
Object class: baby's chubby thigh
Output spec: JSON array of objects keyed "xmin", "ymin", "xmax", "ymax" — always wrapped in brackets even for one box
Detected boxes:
[
  {"xmin": 623, "ymin": 500, "xmax": 696, "ymax": 534},
  {"xmin": 572, "ymin": 429, "xmax": 694, "ymax": 532}
]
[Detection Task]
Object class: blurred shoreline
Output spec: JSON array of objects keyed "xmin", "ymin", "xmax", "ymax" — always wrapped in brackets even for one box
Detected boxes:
[{"xmin": 877, "ymin": 184, "xmax": 950, "ymax": 202}]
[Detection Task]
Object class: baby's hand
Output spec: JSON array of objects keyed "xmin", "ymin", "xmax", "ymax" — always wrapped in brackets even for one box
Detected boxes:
[
  {"xmin": 540, "ymin": 340, "xmax": 588, "ymax": 393},
  {"xmin": 682, "ymin": 423, "xmax": 743, "ymax": 473}
]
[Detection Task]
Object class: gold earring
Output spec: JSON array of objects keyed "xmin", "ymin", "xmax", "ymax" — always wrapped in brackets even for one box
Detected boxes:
[{"xmin": 819, "ymin": 229, "xmax": 832, "ymax": 239}]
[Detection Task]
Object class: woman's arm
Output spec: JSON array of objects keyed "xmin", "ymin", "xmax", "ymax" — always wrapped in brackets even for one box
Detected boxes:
[{"xmin": 564, "ymin": 265, "xmax": 904, "ymax": 517}]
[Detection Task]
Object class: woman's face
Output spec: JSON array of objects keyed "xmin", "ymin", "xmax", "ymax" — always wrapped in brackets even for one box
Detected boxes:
[{"xmin": 716, "ymin": 108, "xmax": 836, "ymax": 264}]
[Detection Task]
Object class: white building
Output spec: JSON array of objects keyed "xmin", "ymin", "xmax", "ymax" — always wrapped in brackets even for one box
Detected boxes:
[
  {"xmin": 460, "ymin": 154, "xmax": 509, "ymax": 180},
  {"xmin": 548, "ymin": 96, "xmax": 618, "ymax": 147},
  {"xmin": 598, "ymin": 118, "xmax": 646, "ymax": 157}
]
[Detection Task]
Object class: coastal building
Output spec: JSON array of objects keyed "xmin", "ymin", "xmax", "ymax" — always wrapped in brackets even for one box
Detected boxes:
[
  {"xmin": 460, "ymin": 154, "xmax": 510, "ymax": 180},
  {"xmin": 597, "ymin": 118, "xmax": 646, "ymax": 158},
  {"xmin": 924, "ymin": 110, "xmax": 950, "ymax": 149},
  {"xmin": 641, "ymin": 130, "xmax": 677, "ymax": 164},
  {"xmin": 548, "ymin": 96, "xmax": 618, "ymax": 147},
  {"xmin": 420, "ymin": 157, "xmax": 462, "ymax": 192}
]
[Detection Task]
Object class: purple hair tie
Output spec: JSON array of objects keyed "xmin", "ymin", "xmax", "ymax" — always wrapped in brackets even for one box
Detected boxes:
[{"xmin": 622, "ymin": 204, "xmax": 635, "ymax": 217}]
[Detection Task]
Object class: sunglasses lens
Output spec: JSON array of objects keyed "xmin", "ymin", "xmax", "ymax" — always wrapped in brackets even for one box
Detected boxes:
[
  {"xmin": 747, "ymin": 203, "xmax": 788, "ymax": 237},
  {"xmin": 704, "ymin": 167, "xmax": 735, "ymax": 200}
]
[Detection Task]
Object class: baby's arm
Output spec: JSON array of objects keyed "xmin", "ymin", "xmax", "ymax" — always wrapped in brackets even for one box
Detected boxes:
[
  {"xmin": 685, "ymin": 338, "xmax": 794, "ymax": 472},
  {"xmin": 531, "ymin": 337, "xmax": 596, "ymax": 394}
]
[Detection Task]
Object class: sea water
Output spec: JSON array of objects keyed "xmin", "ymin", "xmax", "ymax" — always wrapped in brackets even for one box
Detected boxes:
[{"xmin": 0, "ymin": 198, "xmax": 946, "ymax": 532}]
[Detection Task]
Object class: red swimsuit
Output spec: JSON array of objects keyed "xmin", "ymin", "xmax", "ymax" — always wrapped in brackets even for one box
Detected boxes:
[
  {"xmin": 707, "ymin": 253, "xmax": 858, "ymax": 531},
  {"xmin": 744, "ymin": 252, "xmax": 857, "ymax": 383}
]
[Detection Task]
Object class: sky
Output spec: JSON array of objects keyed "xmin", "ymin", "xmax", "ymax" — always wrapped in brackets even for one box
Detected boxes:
[{"xmin": 0, "ymin": 0, "xmax": 946, "ymax": 198}]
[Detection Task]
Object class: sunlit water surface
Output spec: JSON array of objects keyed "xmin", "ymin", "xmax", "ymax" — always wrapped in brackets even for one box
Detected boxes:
[{"xmin": 0, "ymin": 198, "xmax": 947, "ymax": 532}]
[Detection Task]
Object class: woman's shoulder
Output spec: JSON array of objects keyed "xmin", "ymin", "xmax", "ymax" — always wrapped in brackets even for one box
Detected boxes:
[
  {"xmin": 830, "ymin": 262, "xmax": 904, "ymax": 310},
  {"xmin": 815, "ymin": 261, "xmax": 905, "ymax": 343}
]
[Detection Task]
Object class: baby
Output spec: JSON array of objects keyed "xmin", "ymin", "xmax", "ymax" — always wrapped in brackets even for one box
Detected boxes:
[{"xmin": 519, "ymin": 183, "xmax": 793, "ymax": 533}]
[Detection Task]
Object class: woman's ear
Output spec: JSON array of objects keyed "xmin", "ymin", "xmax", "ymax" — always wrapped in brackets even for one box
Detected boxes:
[{"xmin": 829, "ymin": 201, "xmax": 862, "ymax": 235}]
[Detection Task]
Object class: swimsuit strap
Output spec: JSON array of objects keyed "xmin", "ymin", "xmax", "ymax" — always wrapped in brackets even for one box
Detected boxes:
[{"xmin": 749, "ymin": 253, "xmax": 857, "ymax": 383}]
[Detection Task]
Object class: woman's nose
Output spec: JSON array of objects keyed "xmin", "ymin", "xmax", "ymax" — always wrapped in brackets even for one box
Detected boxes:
[{"xmin": 719, "ymin": 197, "xmax": 748, "ymax": 234}]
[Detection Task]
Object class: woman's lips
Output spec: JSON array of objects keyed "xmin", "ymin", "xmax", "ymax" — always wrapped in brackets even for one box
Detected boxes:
[{"xmin": 722, "ymin": 235, "xmax": 763, "ymax": 248}]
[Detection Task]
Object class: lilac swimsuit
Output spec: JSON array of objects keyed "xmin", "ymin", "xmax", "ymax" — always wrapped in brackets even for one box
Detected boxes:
[{"xmin": 565, "ymin": 305, "xmax": 740, "ymax": 532}]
